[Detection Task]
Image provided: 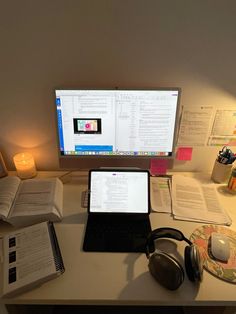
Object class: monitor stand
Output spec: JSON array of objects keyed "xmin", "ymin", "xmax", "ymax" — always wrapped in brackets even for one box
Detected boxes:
[{"xmin": 58, "ymin": 170, "xmax": 88, "ymax": 183}]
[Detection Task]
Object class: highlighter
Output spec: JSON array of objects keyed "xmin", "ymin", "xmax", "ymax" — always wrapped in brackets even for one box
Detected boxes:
[{"xmin": 228, "ymin": 168, "xmax": 236, "ymax": 192}]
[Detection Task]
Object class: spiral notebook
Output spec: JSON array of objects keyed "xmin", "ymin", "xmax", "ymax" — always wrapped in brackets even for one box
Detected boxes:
[{"xmin": 0, "ymin": 221, "xmax": 65, "ymax": 297}]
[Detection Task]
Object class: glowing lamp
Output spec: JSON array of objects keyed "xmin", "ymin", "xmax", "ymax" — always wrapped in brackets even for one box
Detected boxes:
[{"xmin": 13, "ymin": 152, "xmax": 37, "ymax": 179}]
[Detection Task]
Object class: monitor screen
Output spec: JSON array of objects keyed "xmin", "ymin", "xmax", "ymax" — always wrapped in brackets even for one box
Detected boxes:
[{"xmin": 55, "ymin": 88, "xmax": 181, "ymax": 169}]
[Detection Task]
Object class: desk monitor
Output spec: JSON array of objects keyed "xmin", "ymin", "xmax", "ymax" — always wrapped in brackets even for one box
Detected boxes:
[{"xmin": 55, "ymin": 88, "xmax": 181, "ymax": 169}]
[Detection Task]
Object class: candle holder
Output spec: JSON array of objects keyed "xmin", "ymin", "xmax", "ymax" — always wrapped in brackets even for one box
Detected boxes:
[{"xmin": 13, "ymin": 152, "xmax": 37, "ymax": 179}]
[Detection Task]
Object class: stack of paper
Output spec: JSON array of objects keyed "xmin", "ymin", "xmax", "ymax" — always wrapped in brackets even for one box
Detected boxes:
[
  {"xmin": 150, "ymin": 176, "xmax": 172, "ymax": 213},
  {"xmin": 171, "ymin": 175, "xmax": 231, "ymax": 226}
]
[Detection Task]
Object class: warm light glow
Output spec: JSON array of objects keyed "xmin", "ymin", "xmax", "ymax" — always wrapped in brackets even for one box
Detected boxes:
[{"xmin": 13, "ymin": 152, "xmax": 37, "ymax": 179}]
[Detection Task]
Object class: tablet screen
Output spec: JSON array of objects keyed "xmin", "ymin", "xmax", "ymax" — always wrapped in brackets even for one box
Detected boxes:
[{"xmin": 88, "ymin": 169, "xmax": 150, "ymax": 214}]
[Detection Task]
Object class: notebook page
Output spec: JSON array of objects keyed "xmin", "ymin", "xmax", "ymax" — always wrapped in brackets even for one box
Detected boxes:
[{"xmin": 2, "ymin": 222, "xmax": 57, "ymax": 296}]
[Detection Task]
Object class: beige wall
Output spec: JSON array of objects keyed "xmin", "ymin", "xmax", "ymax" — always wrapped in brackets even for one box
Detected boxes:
[{"xmin": 1, "ymin": 0, "xmax": 236, "ymax": 171}]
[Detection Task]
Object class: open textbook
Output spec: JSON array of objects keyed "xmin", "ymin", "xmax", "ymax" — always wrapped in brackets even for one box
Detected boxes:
[
  {"xmin": 0, "ymin": 221, "xmax": 65, "ymax": 297},
  {"xmin": 0, "ymin": 176, "xmax": 63, "ymax": 227},
  {"xmin": 171, "ymin": 174, "xmax": 231, "ymax": 226}
]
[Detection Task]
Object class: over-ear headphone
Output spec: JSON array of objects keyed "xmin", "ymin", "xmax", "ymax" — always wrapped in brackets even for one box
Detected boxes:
[{"xmin": 146, "ymin": 227, "xmax": 203, "ymax": 290}]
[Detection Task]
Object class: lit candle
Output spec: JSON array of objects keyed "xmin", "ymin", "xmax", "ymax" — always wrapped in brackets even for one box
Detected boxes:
[{"xmin": 13, "ymin": 152, "xmax": 37, "ymax": 179}]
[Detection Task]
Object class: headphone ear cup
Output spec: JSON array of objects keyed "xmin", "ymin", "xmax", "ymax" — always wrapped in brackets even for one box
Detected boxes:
[
  {"xmin": 184, "ymin": 245, "xmax": 203, "ymax": 282},
  {"xmin": 148, "ymin": 251, "xmax": 184, "ymax": 290}
]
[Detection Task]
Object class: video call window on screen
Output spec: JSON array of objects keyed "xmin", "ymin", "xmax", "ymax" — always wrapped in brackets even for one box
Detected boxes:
[
  {"xmin": 55, "ymin": 89, "xmax": 180, "ymax": 157},
  {"xmin": 73, "ymin": 119, "xmax": 102, "ymax": 134}
]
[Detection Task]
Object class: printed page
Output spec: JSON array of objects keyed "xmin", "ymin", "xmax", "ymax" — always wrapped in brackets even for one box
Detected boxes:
[
  {"xmin": 0, "ymin": 176, "xmax": 21, "ymax": 219},
  {"xmin": 150, "ymin": 177, "xmax": 172, "ymax": 213},
  {"xmin": 171, "ymin": 175, "xmax": 231, "ymax": 225},
  {"xmin": 208, "ymin": 109, "xmax": 236, "ymax": 146},
  {"xmin": 2, "ymin": 222, "xmax": 57, "ymax": 296},
  {"xmin": 9, "ymin": 178, "xmax": 61, "ymax": 218},
  {"xmin": 177, "ymin": 106, "xmax": 214, "ymax": 146},
  {"xmin": 18, "ymin": 180, "xmax": 54, "ymax": 194}
]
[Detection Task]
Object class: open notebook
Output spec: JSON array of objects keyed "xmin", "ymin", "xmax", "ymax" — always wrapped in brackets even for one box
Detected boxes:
[{"xmin": 83, "ymin": 169, "xmax": 151, "ymax": 252}]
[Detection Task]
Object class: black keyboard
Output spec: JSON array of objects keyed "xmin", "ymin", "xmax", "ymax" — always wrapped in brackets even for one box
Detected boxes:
[{"xmin": 83, "ymin": 215, "xmax": 151, "ymax": 252}]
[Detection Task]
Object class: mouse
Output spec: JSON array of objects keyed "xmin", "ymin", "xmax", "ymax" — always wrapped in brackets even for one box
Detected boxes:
[{"xmin": 210, "ymin": 232, "xmax": 230, "ymax": 262}]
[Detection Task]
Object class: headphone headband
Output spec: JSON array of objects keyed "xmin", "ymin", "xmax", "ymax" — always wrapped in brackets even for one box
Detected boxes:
[{"xmin": 146, "ymin": 227, "xmax": 192, "ymax": 258}]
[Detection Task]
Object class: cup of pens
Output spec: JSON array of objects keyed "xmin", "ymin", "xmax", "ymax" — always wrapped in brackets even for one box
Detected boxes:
[{"xmin": 211, "ymin": 146, "xmax": 236, "ymax": 184}]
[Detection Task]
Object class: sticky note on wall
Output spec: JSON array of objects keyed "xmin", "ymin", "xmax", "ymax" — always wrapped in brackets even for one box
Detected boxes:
[
  {"xmin": 176, "ymin": 147, "xmax": 193, "ymax": 161},
  {"xmin": 150, "ymin": 159, "xmax": 168, "ymax": 176}
]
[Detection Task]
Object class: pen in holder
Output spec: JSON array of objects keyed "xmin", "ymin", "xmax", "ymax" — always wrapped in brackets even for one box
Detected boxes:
[{"xmin": 211, "ymin": 159, "xmax": 232, "ymax": 183}]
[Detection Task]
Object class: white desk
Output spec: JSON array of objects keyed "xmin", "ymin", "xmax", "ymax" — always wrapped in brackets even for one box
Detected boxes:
[{"xmin": 1, "ymin": 171, "xmax": 236, "ymax": 306}]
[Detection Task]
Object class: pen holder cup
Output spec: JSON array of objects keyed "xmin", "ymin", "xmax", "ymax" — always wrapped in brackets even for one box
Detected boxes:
[{"xmin": 211, "ymin": 160, "xmax": 232, "ymax": 183}]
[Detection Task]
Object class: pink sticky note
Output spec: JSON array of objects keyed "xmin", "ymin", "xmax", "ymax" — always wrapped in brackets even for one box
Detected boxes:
[
  {"xmin": 150, "ymin": 159, "xmax": 168, "ymax": 176},
  {"xmin": 176, "ymin": 147, "xmax": 193, "ymax": 161}
]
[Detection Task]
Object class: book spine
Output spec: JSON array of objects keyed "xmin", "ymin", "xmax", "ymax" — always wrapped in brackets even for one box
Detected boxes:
[{"xmin": 47, "ymin": 221, "xmax": 65, "ymax": 274}]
